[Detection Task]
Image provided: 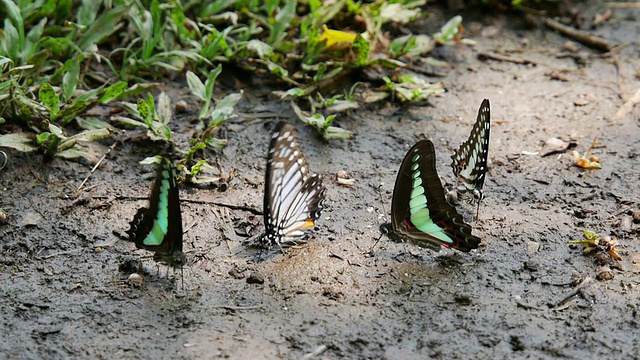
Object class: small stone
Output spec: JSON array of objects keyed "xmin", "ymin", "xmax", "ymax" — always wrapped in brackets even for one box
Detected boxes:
[
  {"xmin": 0, "ymin": 209, "xmax": 7, "ymax": 225},
  {"xmin": 632, "ymin": 210, "xmax": 640, "ymax": 223},
  {"xmin": 228, "ymin": 268, "xmax": 246, "ymax": 279},
  {"xmin": 619, "ymin": 216, "xmax": 632, "ymax": 232},
  {"xmin": 175, "ymin": 100, "xmax": 188, "ymax": 113},
  {"xmin": 127, "ymin": 273, "xmax": 144, "ymax": 287},
  {"xmin": 22, "ymin": 212, "xmax": 43, "ymax": 227},
  {"xmin": 562, "ymin": 41, "xmax": 579, "ymax": 52},
  {"xmin": 595, "ymin": 266, "xmax": 614, "ymax": 281},
  {"xmin": 526, "ymin": 241, "xmax": 540, "ymax": 255},
  {"xmin": 524, "ymin": 258, "xmax": 540, "ymax": 272},
  {"xmin": 246, "ymin": 272, "xmax": 264, "ymax": 284}
]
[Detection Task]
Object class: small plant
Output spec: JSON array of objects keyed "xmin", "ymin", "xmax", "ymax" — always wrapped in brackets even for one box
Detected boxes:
[
  {"xmin": 291, "ymin": 102, "xmax": 353, "ymax": 140},
  {"xmin": 569, "ymin": 230, "xmax": 622, "ymax": 261},
  {"xmin": 186, "ymin": 65, "xmax": 243, "ymax": 150}
]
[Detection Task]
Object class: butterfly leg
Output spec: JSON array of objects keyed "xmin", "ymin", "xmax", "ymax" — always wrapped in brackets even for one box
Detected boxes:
[{"xmin": 473, "ymin": 189, "xmax": 483, "ymax": 221}]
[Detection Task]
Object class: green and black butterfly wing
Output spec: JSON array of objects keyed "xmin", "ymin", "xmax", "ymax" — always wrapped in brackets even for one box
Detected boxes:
[
  {"xmin": 127, "ymin": 156, "xmax": 184, "ymax": 267},
  {"xmin": 451, "ymin": 99, "xmax": 491, "ymax": 200},
  {"xmin": 386, "ymin": 140, "xmax": 481, "ymax": 252},
  {"xmin": 260, "ymin": 122, "xmax": 326, "ymax": 247}
]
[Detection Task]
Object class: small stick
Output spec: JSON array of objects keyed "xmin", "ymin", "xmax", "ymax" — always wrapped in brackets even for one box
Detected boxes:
[
  {"xmin": 76, "ymin": 142, "xmax": 118, "ymax": 194},
  {"xmin": 605, "ymin": 2, "xmax": 640, "ymax": 8},
  {"xmin": 553, "ymin": 276, "xmax": 593, "ymax": 309},
  {"xmin": 212, "ymin": 305, "xmax": 262, "ymax": 310},
  {"xmin": 477, "ymin": 52, "xmax": 536, "ymax": 65},
  {"xmin": 302, "ymin": 345, "xmax": 328, "ymax": 359},
  {"xmin": 0, "ymin": 151, "xmax": 7, "ymax": 170},
  {"xmin": 542, "ymin": 17, "xmax": 612, "ymax": 52}
]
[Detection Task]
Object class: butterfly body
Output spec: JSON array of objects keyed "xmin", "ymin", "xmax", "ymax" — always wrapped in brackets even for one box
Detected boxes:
[
  {"xmin": 383, "ymin": 140, "xmax": 481, "ymax": 252},
  {"xmin": 451, "ymin": 99, "xmax": 491, "ymax": 211},
  {"xmin": 260, "ymin": 122, "xmax": 326, "ymax": 248},
  {"xmin": 127, "ymin": 156, "xmax": 185, "ymax": 267}
]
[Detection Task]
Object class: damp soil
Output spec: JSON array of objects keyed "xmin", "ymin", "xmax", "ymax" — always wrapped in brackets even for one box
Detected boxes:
[{"xmin": 2, "ymin": 3, "xmax": 640, "ymax": 359}]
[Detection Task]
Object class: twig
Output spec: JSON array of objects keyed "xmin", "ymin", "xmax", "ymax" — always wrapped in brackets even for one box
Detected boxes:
[
  {"xmin": 542, "ymin": 17, "xmax": 612, "ymax": 52},
  {"xmin": 614, "ymin": 87, "xmax": 640, "ymax": 120},
  {"xmin": 75, "ymin": 142, "xmax": 118, "ymax": 194},
  {"xmin": 212, "ymin": 305, "xmax": 263, "ymax": 310},
  {"xmin": 302, "ymin": 345, "xmax": 328, "ymax": 359},
  {"xmin": 553, "ymin": 276, "xmax": 593, "ymax": 309},
  {"xmin": 0, "ymin": 150, "xmax": 7, "ymax": 170},
  {"xmin": 605, "ymin": 2, "xmax": 640, "ymax": 8},
  {"xmin": 477, "ymin": 52, "xmax": 536, "ymax": 65},
  {"xmin": 36, "ymin": 250, "xmax": 80, "ymax": 260},
  {"xmin": 181, "ymin": 199, "xmax": 262, "ymax": 215}
]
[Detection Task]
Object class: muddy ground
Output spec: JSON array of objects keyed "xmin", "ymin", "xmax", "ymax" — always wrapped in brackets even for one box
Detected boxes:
[{"xmin": 2, "ymin": 2, "xmax": 640, "ymax": 359}]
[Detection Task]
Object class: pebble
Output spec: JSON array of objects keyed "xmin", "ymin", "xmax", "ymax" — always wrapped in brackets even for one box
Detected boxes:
[
  {"xmin": 127, "ymin": 273, "xmax": 144, "ymax": 287},
  {"xmin": 619, "ymin": 216, "xmax": 632, "ymax": 232},
  {"xmin": 524, "ymin": 258, "xmax": 541, "ymax": 272},
  {"xmin": 596, "ymin": 266, "xmax": 614, "ymax": 281},
  {"xmin": 246, "ymin": 272, "xmax": 264, "ymax": 284},
  {"xmin": 632, "ymin": 210, "xmax": 640, "ymax": 223}
]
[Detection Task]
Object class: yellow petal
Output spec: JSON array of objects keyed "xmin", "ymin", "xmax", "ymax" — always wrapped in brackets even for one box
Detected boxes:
[{"xmin": 318, "ymin": 25, "xmax": 357, "ymax": 51}]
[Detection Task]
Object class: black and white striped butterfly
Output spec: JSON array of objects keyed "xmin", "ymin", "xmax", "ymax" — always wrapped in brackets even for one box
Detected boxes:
[
  {"xmin": 259, "ymin": 122, "xmax": 326, "ymax": 248},
  {"xmin": 450, "ymin": 99, "xmax": 491, "ymax": 217}
]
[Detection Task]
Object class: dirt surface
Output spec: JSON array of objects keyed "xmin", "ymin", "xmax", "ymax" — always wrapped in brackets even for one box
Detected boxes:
[{"xmin": 2, "ymin": 2, "xmax": 640, "ymax": 359}]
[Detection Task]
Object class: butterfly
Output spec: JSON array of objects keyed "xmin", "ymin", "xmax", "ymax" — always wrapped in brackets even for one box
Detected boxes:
[
  {"xmin": 259, "ymin": 122, "xmax": 326, "ymax": 248},
  {"xmin": 380, "ymin": 140, "xmax": 481, "ymax": 252},
  {"xmin": 450, "ymin": 99, "xmax": 491, "ymax": 217},
  {"xmin": 127, "ymin": 156, "xmax": 185, "ymax": 267}
]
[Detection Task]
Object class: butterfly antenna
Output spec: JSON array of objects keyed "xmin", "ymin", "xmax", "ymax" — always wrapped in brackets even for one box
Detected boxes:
[
  {"xmin": 377, "ymin": 184, "xmax": 388, "ymax": 224},
  {"xmin": 368, "ymin": 184, "xmax": 387, "ymax": 253}
]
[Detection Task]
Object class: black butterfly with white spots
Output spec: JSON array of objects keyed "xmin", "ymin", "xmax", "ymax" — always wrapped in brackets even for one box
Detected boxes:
[
  {"xmin": 259, "ymin": 122, "xmax": 326, "ymax": 248},
  {"xmin": 450, "ymin": 99, "xmax": 491, "ymax": 217}
]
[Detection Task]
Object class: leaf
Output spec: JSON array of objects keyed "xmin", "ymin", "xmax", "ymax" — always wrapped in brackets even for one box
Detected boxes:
[
  {"xmin": 0, "ymin": 133, "xmax": 37, "ymax": 152},
  {"xmin": 110, "ymin": 116, "xmax": 147, "ymax": 129},
  {"xmin": 77, "ymin": 0, "xmax": 101, "ymax": 26},
  {"xmin": 77, "ymin": 5, "xmax": 129, "ymax": 51},
  {"xmin": 247, "ymin": 40, "xmax": 274, "ymax": 59},
  {"xmin": 156, "ymin": 92, "xmax": 172, "ymax": 124},
  {"xmin": 290, "ymin": 102, "xmax": 353, "ymax": 140},
  {"xmin": 137, "ymin": 98, "xmax": 152, "ymax": 124},
  {"xmin": 65, "ymin": 128, "xmax": 110, "ymax": 143},
  {"xmin": 140, "ymin": 156, "xmax": 163, "ymax": 165},
  {"xmin": 379, "ymin": 3, "xmax": 423, "ymax": 24},
  {"xmin": 204, "ymin": 64, "xmax": 222, "ymax": 100},
  {"xmin": 2, "ymin": 18, "xmax": 20, "ymax": 62},
  {"xmin": 119, "ymin": 83, "xmax": 159, "ymax": 99},
  {"xmin": 75, "ymin": 116, "xmax": 112, "ymax": 130},
  {"xmin": 1, "ymin": 0, "xmax": 24, "ymax": 60},
  {"xmin": 433, "ymin": 16, "xmax": 463, "ymax": 44},
  {"xmin": 56, "ymin": 144, "xmax": 101, "ymax": 163},
  {"xmin": 268, "ymin": 0, "xmax": 296, "ymax": 48},
  {"xmin": 351, "ymin": 35, "xmax": 370, "ymax": 67},
  {"xmin": 99, "ymin": 81, "xmax": 128, "ymax": 104},
  {"xmin": 209, "ymin": 90, "xmax": 243, "ymax": 126},
  {"xmin": 189, "ymin": 159, "xmax": 208, "ymax": 177},
  {"xmin": 39, "ymin": 83, "xmax": 60, "ymax": 118},
  {"xmin": 62, "ymin": 57, "xmax": 81, "ymax": 101},
  {"xmin": 187, "ymin": 71, "xmax": 207, "ymax": 101}
]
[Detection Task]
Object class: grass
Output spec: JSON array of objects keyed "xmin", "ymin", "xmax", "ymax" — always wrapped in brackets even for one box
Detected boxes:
[{"xmin": 0, "ymin": 0, "xmax": 473, "ymax": 181}]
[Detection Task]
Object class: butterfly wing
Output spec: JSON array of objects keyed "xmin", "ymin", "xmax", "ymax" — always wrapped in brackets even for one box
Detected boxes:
[
  {"xmin": 261, "ymin": 122, "xmax": 326, "ymax": 247},
  {"xmin": 127, "ymin": 156, "xmax": 184, "ymax": 267},
  {"xmin": 451, "ymin": 99, "xmax": 491, "ymax": 197},
  {"xmin": 389, "ymin": 140, "xmax": 481, "ymax": 252}
]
